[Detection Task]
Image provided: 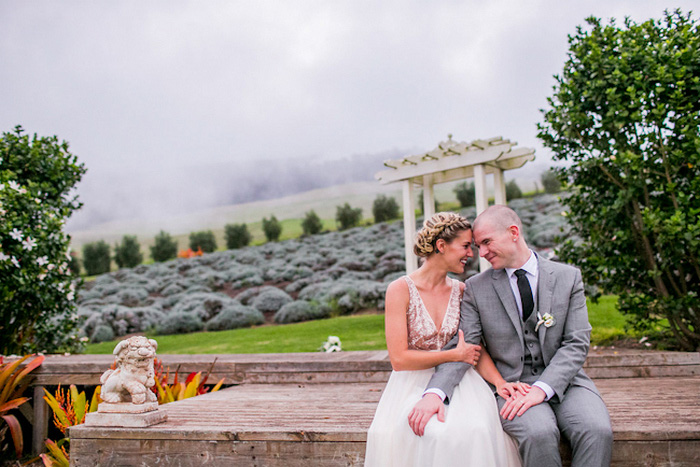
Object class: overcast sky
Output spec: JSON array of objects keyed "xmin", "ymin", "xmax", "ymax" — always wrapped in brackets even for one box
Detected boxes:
[{"xmin": 1, "ymin": 1, "xmax": 695, "ymax": 230}]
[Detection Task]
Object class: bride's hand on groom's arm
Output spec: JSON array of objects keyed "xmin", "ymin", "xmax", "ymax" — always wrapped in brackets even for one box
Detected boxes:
[
  {"xmin": 408, "ymin": 393, "xmax": 444, "ymax": 436},
  {"xmin": 499, "ymin": 386, "xmax": 546, "ymax": 421},
  {"xmin": 451, "ymin": 329, "xmax": 481, "ymax": 366}
]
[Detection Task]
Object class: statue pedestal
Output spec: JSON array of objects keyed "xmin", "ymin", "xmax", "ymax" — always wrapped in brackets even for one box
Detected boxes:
[{"xmin": 85, "ymin": 402, "xmax": 167, "ymax": 427}]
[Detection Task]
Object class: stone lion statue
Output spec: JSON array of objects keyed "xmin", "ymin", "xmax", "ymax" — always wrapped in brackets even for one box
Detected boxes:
[{"xmin": 100, "ymin": 336, "xmax": 158, "ymax": 404}]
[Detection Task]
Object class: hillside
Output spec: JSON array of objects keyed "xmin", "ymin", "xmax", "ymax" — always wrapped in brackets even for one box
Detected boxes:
[{"xmin": 75, "ymin": 193, "xmax": 570, "ymax": 344}]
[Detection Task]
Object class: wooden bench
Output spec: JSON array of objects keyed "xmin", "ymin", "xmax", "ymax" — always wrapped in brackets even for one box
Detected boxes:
[{"xmin": 50, "ymin": 349, "xmax": 698, "ymax": 466}]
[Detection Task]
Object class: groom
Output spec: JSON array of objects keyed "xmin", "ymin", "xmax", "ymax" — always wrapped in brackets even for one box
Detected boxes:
[{"xmin": 408, "ymin": 205, "xmax": 613, "ymax": 467}]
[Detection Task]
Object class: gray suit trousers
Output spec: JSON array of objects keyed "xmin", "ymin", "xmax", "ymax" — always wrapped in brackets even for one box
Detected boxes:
[{"xmin": 497, "ymin": 385, "xmax": 612, "ymax": 467}]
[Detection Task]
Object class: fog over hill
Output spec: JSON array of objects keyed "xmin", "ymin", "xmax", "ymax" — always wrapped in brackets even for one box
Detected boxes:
[{"xmin": 66, "ymin": 149, "xmax": 410, "ymax": 232}]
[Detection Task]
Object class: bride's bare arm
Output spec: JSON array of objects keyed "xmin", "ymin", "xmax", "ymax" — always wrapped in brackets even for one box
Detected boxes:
[
  {"xmin": 385, "ymin": 279, "xmax": 481, "ymax": 371},
  {"xmin": 475, "ymin": 349, "xmax": 530, "ymax": 398}
]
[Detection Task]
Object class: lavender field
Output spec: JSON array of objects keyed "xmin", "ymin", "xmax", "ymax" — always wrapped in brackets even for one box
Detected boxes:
[{"xmin": 77, "ymin": 194, "xmax": 570, "ymax": 344}]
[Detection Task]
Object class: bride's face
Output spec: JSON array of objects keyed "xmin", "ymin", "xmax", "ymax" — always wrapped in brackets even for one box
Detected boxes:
[{"xmin": 438, "ymin": 229, "xmax": 474, "ymax": 274}]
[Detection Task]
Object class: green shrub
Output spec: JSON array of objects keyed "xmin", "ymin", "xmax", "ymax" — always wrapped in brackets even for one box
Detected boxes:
[
  {"xmin": 189, "ymin": 230, "xmax": 217, "ymax": 253},
  {"xmin": 114, "ymin": 235, "xmax": 143, "ymax": 269},
  {"xmin": 83, "ymin": 241, "xmax": 111, "ymax": 276},
  {"xmin": 274, "ymin": 300, "xmax": 330, "ymax": 324},
  {"xmin": 224, "ymin": 223, "xmax": 251, "ymax": 249},
  {"xmin": 150, "ymin": 230, "xmax": 178, "ymax": 262},
  {"xmin": 372, "ymin": 195, "xmax": 399, "ymax": 223},
  {"xmin": 262, "ymin": 216, "xmax": 282, "ymax": 242},
  {"xmin": 0, "ymin": 126, "xmax": 86, "ymax": 354},
  {"xmin": 541, "ymin": 169, "xmax": 562, "ymax": 194},
  {"xmin": 156, "ymin": 312, "xmax": 204, "ymax": 335},
  {"xmin": 301, "ymin": 210, "xmax": 323, "ymax": 236},
  {"xmin": 454, "ymin": 181, "xmax": 476, "ymax": 207},
  {"xmin": 505, "ymin": 180, "xmax": 523, "ymax": 200},
  {"xmin": 68, "ymin": 251, "xmax": 81, "ymax": 276},
  {"xmin": 336, "ymin": 203, "xmax": 362, "ymax": 230}
]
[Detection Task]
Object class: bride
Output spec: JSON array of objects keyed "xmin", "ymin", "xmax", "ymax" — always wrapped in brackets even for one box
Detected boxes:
[{"xmin": 365, "ymin": 212, "xmax": 523, "ymax": 466}]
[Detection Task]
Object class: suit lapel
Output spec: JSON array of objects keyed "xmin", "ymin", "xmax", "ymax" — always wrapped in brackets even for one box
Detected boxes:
[
  {"xmin": 537, "ymin": 257, "xmax": 556, "ymax": 348},
  {"xmin": 491, "ymin": 268, "xmax": 523, "ymax": 342}
]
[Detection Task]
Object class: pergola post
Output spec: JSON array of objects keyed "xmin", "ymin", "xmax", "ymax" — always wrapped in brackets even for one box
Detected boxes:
[
  {"xmin": 493, "ymin": 168, "xmax": 506, "ymax": 205},
  {"xmin": 422, "ymin": 174, "xmax": 435, "ymax": 219},
  {"xmin": 402, "ymin": 180, "xmax": 417, "ymax": 273},
  {"xmin": 473, "ymin": 163, "xmax": 490, "ymax": 271}
]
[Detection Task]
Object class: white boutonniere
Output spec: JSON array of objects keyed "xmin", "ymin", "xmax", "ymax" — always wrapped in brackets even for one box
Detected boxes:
[{"xmin": 535, "ymin": 312, "xmax": 555, "ymax": 332}]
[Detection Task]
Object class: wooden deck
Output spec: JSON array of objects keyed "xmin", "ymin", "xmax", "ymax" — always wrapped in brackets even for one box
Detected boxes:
[{"xmin": 63, "ymin": 350, "xmax": 700, "ymax": 466}]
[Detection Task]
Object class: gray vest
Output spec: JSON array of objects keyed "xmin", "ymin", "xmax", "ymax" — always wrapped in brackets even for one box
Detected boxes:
[{"xmin": 521, "ymin": 307, "xmax": 545, "ymax": 384}]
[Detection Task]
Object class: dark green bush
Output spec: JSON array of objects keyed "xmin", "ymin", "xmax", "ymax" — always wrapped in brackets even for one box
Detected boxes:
[
  {"xmin": 454, "ymin": 181, "xmax": 476, "ymax": 207},
  {"xmin": 68, "ymin": 251, "xmax": 81, "ymax": 275},
  {"xmin": 372, "ymin": 195, "xmax": 399, "ymax": 223},
  {"xmin": 262, "ymin": 215, "xmax": 282, "ymax": 242},
  {"xmin": 336, "ymin": 203, "xmax": 362, "ymax": 230},
  {"xmin": 225, "ymin": 223, "xmax": 251, "ymax": 249},
  {"xmin": 114, "ymin": 235, "xmax": 143, "ymax": 269},
  {"xmin": 505, "ymin": 180, "xmax": 523, "ymax": 200},
  {"xmin": 189, "ymin": 230, "xmax": 217, "ymax": 253},
  {"xmin": 541, "ymin": 169, "xmax": 563, "ymax": 194},
  {"xmin": 83, "ymin": 241, "xmax": 111, "ymax": 275},
  {"xmin": 150, "ymin": 230, "xmax": 178, "ymax": 262},
  {"xmin": 301, "ymin": 210, "xmax": 323, "ymax": 236}
]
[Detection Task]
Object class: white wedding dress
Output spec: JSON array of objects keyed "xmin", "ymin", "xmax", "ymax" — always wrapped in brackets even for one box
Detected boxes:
[{"xmin": 365, "ymin": 276, "xmax": 521, "ymax": 467}]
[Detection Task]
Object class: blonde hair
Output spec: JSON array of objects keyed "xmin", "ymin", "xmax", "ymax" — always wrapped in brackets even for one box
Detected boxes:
[{"xmin": 414, "ymin": 212, "xmax": 471, "ymax": 257}]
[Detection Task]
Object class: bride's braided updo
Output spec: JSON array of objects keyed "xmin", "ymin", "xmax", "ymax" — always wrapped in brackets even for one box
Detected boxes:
[{"xmin": 414, "ymin": 212, "xmax": 472, "ymax": 257}]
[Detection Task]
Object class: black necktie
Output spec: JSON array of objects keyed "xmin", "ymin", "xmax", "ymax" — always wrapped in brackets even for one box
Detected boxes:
[{"xmin": 515, "ymin": 269, "xmax": 534, "ymax": 322}]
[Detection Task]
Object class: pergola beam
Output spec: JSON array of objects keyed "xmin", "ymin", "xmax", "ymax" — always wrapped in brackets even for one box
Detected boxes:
[{"xmin": 375, "ymin": 136, "xmax": 535, "ymax": 275}]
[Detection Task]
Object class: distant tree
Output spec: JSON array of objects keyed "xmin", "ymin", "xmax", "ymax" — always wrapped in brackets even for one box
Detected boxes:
[
  {"xmin": 150, "ymin": 230, "xmax": 178, "ymax": 262},
  {"xmin": 538, "ymin": 10, "xmax": 700, "ymax": 350},
  {"xmin": 418, "ymin": 190, "xmax": 439, "ymax": 214},
  {"xmin": 505, "ymin": 180, "xmax": 523, "ymax": 200},
  {"xmin": 1, "ymin": 126, "xmax": 86, "ymax": 354},
  {"xmin": 336, "ymin": 203, "xmax": 363, "ymax": 230},
  {"xmin": 372, "ymin": 195, "xmax": 399, "ymax": 223},
  {"xmin": 68, "ymin": 251, "xmax": 81, "ymax": 276},
  {"xmin": 454, "ymin": 181, "xmax": 476, "ymax": 207},
  {"xmin": 189, "ymin": 230, "xmax": 217, "ymax": 253},
  {"xmin": 225, "ymin": 223, "xmax": 251, "ymax": 249},
  {"xmin": 541, "ymin": 169, "xmax": 563, "ymax": 194},
  {"xmin": 301, "ymin": 210, "xmax": 323, "ymax": 236},
  {"xmin": 114, "ymin": 235, "xmax": 143, "ymax": 269},
  {"xmin": 262, "ymin": 216, "xmax": 282, "ymax": 241},
  {"xmin": 83, "ymin": 241, "xmax": 111, "ymax": 276}
]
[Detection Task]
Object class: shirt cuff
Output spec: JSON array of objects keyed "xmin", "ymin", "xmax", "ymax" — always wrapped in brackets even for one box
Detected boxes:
[
  {"xmin": 533, "ymin": 381, "xmax": 555, "ymax": 401},
  {"xmin": 423, "ymin": 388, "xmax": 447, "ymax": 401}
]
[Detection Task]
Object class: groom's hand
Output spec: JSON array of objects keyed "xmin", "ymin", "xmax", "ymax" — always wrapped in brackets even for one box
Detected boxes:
[
  {"xmin": 500, "ymin": 386, "xmax": 546, "ymax": 420},
  {"xmin": 408, "ymin": 393, "xmax": 444, "ymax": 436}
]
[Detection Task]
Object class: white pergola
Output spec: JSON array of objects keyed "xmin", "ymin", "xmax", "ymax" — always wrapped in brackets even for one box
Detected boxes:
[{"xmin": 375, "ymin": 135, "xmax": 535, "ymax": 273}]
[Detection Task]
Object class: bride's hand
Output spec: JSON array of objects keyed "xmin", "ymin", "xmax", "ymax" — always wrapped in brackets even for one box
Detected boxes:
[
  {"xmin": 497, "ymin": 381, "xmax": 531, "ymax": 400},
  {"xmin": 453, "ymin": 329, "xmax": 481, "ymax": 366}
]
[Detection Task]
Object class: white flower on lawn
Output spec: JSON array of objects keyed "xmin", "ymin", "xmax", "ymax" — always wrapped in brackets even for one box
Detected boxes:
[
  {"xmin": 321, "ymin": 335, "xmax": 342, "ymax": 352},
  {"xmin": 36, "ymin": 256, "xmax": 49, "ymax": 266},
  {"xmin": 10, "ymin": 228, "xmax": 23, "ymax": 241},
  {"xmin": 11, "ymin": 256, "xmax": 20, "ymax": 268},
  {"xmin": 22, "ymin": 236, "xmax": 37, "ymax": 251}
]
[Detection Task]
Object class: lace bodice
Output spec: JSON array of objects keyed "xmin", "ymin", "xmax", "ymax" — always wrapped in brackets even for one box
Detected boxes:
[{"xmin": 404, "ymin": 276, "xmax": 461, "ymax": 351}]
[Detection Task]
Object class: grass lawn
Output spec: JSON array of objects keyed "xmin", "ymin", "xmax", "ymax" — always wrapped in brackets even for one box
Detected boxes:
[{"xmin": 85, "ymin": 296, "xmax": 633, "ymax": 354}]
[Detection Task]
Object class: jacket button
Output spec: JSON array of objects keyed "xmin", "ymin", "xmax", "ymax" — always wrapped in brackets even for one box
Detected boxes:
[
  {"xmin": 524, "ymin": 330, "xmax": 529, "ymax": 335},
  {"xmin": 520, "ymin": 356, "xmax": 524, "ymax": 362}
]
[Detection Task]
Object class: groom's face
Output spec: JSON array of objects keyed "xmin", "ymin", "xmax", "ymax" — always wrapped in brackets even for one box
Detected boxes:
[{"xmin": 473, "ymin": 221, "xmax": 517, "ymax": 270}]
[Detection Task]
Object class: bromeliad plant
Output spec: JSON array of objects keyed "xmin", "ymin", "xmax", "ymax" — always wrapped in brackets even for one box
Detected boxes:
[
  {"xmin": 0, "ymin": 354, "xmax": 44, "ymax": 459},
  {"xmin": 40, "ymin": 384, "xmax": 100, "ymax": 467},
  {"xmin": 152, "ymin": 358, "xmax": 224, "ymax": 404}
]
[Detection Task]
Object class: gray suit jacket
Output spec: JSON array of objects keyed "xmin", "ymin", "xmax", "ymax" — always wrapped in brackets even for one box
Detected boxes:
[{"xmin": 428, "ymin": 256, "xmax": 598, "ymax": 402}]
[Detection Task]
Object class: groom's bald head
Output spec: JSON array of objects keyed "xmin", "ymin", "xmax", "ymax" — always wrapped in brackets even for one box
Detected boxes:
[{"xmin": 473, "ymin": 205, "xmax": 523, "ymax": 233}]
